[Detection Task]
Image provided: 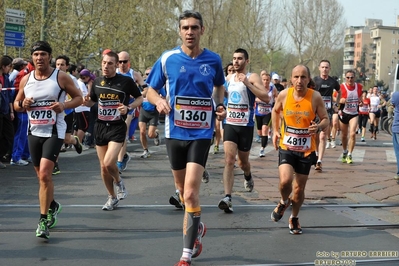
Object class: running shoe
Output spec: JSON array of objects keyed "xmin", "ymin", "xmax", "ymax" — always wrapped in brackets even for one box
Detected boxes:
[
  {"xmin": 315, "ymin": 162, "xmax": 322, "ymax": 171},
  {"xmin": 115, "ymin": 179, "xmax": 128, "ymax": 200},
  {"xmin": 202, "ymin": 169, "xmax": 210, "ymax": 183},
  {"xmin": 73, "ymin": 136, "xmax": 83, "ymax": 154},
  {"xmin": 330, "ymin": 140, "xmax": 336, "ymax": 148},
  {"xmin": 244, "ymin": 177, "xmax": 254, "ymax": 192},
  {"xmin": 325, "ymin": 141, "xmax": 331, "ymax": 149},
  {"xmin": 346, "ymin": 154, "xmax": 353, "ymax": 164},
  {"xmin": 154, "ymin": 130, "xmax": 160, "ymax": 146},
  {"xmin": 259, "ymin": 149, "xmax": 265, "ymax": 158},
  {"xmin": 102, "ymin": 195, "xmax": 119, "ymax": 211},
  {"xmin": 140, "ymin": 149, "xmax": 151, "ymax": 158},
  {"xmin": 361, "ymin": 137, "xmax": 365, "ymax": 142},
  {"xmin": 52, "ymin": 163, "xmax": 60, "ymax": 175},
  {"xmin": 394, "ymin": 175, "xmax": 399, "ymax": 180},
  {"xmin": 174, "ymin": 260, "xmax": 191, "ymax": 266},
  {"xmin": 119, "ymin": 153, "xmax": 131, "ymax": 171},
  {"xmin": 289, "ymin": 217, "xmax": 302, "ymax": 234},
  {"xmin": 10, "ymin": 159, "xmax": 29, "ymax": 166},
  {"xmin": 47, "ymin": 201, "xmax": 62, "ymax": 228},
  {"xmin": 341, "ymin": 152, "xmax": 348, "ymax": 163},
  {"xmin": 36, "ymin": 218, "xmax": 50, "ymax": 239},
  {"xmin": 116, "ymin": 161, "xmax": 123, "ymax": 172},
  {"xmin": 271, "ymin": 198, "xmax": 291, "ymax": 222},
  {"xmin": 218, "ymin": 196, "xmax": 233, "ymax": 213},
  {"xmin": 213, "ymin": 145, "xmax": 219, "ymax": 154},
  {"xmin": 169, "ymin": 191, "xmax": 184, "ymax": 209},
  {"xmin": 192, "ymin": 222, "xmax": 207, "ymax": 258},
  {"xmin": 0, "ymin": 161, "xmax": 5, "ymax": 169}
]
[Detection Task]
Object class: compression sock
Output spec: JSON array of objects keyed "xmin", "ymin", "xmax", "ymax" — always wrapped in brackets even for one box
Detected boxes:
[
  {"xmin": 261, "ymin": 136, "xmax": 268, "ymax": 148},
  {"xmin": 181, "ymin": 206, "xmax": 201, "ymax": 262}
]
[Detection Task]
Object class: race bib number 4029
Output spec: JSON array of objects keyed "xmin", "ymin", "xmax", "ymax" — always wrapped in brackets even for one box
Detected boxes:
[{"xmin": 174, "ymin": 96, "xmax": 212, "ymax": 129}]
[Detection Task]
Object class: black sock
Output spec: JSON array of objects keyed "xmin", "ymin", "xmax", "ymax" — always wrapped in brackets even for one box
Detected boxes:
[
  {"xmin": 50, "ymin": 200, "xmax": 57, "ymax": 210},
  {"xmin": 225, "ymin": 194, "xmax": 231, "ymax": 199},
  {"xmin": 244, "ymin": 172, "xmax": 252, "ymax": 181},
  {"xmin": 261, "ymin": 136, "xmax": 268, "ymax": 148},
  {"xmin": 40, "ymin": 214, "xmax": 47, "ymax": 220}
]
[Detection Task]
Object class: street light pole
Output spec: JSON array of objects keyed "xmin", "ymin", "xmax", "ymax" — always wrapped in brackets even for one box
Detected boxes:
[{"xmin": 40, "ymin": 0, "xmax": 48, "ymax": 41}]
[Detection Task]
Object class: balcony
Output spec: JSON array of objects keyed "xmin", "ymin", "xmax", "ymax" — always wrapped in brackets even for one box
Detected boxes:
[
  {"xmin": 343, "ymin": 64, "xmax": 354, "ymax": 70},
  {"xmin": 344, "ymin": 47, "xmax": 355, "ymax": 52},
  {"xmin": 344, "ymin": 55, "xmax": 354, "ymax": 61},
  {"xmin": 345, "ymin": 37, "xmax": 355, "ymax": 43}
]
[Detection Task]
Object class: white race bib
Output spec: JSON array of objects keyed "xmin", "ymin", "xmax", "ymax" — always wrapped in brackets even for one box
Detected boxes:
[
  {"xmin": 28, "ymin": 100, "xmax": 56, "ymax": 125},
  {"xmin": 282, "ymin": 126, "xmax": 311, "ymax": 152},
  {"xmin": 174, "ymin": 96, "xmax": 212, "ymax": 129},
  {"xmin": 98, "ymin": 100, "xmax": 121, "ymax": 121},
  {"xmin": 226, "ymin": 103, "xmax": 250, "ymax": 124},
  {"xmin": 322, "ymin": 96, "xmax": 332, "ymax": 109},
  {"xmin": 257, "ymin": 102, "xmax": 271, "ymax": 115}
]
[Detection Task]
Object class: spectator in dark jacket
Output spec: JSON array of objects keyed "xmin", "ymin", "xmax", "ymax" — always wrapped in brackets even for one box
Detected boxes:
[{"xmin": 0, "ymin": 56, "xmax": 15, "ymax": 169}]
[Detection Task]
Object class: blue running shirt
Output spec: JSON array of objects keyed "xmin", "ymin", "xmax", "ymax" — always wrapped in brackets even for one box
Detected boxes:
[{"xmin": 147, "ymin": 47, "xmax": 225, "ymax": 140}]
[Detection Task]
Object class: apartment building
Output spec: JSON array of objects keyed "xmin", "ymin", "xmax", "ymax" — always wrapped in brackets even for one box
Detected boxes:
[
  {"xmin": 370, "ymin": 16, "xmax": 399, "ymax": 88},
  {"xmin": 343, "ymin": 19, "xmax": 382, "ymax": 80}
]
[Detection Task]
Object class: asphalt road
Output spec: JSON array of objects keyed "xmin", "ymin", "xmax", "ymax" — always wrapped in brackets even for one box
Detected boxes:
[{"xmin": 0, "ymin": 127, "xmax": 398, "ymax": 266}]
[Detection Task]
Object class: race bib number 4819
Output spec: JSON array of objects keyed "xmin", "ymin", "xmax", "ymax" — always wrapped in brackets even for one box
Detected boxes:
[{"xmin": 282, "ymin": 126, "xmax": 311, "ymax": 152}]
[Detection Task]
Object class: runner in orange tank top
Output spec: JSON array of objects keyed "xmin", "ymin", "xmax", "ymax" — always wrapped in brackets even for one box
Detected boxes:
[{"xmin": 271, "ymin": 65, "xmax": 329, "ymax": 235}]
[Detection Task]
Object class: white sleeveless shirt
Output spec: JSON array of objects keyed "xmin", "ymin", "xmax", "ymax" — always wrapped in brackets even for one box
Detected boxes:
[{"xmin": 24, "ymin": 69, "xmax": 67, "ymax": 139}]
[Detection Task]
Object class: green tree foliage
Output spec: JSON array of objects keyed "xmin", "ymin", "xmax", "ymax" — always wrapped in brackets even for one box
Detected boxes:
[{"xmin": 1, "ymin": 0, "xmax": 345, "ymax": 77}]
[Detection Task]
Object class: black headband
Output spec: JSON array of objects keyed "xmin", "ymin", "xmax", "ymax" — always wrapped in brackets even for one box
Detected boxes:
[{"xmin": 30, "ymin": 45, "xmax": 52, "ymax": 55}]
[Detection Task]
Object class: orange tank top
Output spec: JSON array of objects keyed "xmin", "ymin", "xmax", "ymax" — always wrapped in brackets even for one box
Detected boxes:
[{"xmin": 279, "ymin": 87, "xmax": 316, "ymax": 156}]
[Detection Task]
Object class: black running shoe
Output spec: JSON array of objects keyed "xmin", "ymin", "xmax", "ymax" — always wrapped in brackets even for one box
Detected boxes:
[
  {"xmin": 36, "ymin": 218, "xmax": 50, "ymax": 239},
  {"xmin": 47, "ymin": 201, "xmax": 62, "ymax": 228}
]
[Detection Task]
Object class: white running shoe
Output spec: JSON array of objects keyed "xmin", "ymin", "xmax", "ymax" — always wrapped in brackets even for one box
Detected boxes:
[
  {"xmin": 115, "ymin": 178, "xmax": 128, "ymax": 200},
  {"xmin": 102, "ymin": 196, "xmax": 119, "ymax": 211},
  {"xmin": 330, "ymin": 140, "xmax": 336, "ymax": 148}
]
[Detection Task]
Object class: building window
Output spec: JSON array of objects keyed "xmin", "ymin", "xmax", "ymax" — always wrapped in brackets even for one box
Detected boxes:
[
  {"xmin": 393, "ymin": 30, "xmax": 396, "ymax": 34},
  {"xmin": 393, "ymin": 39, "xmax": 396, "ymax": 44}
]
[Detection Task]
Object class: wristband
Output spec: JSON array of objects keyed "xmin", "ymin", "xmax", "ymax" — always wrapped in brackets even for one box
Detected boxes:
[{"xmin": 216, "ymin": 103, "xmax": 226, "ymax": 110}]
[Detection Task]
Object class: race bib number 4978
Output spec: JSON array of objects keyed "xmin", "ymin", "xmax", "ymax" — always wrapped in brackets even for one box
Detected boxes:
[{"xmin": 28, "ymin": 100, "xmax": 56, "ymax": 125}]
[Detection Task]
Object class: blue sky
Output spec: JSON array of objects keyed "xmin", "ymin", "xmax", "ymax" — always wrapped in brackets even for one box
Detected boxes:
[{"xmin": 338, "ymin": 0, "xmax": 399, "ymax": 26}]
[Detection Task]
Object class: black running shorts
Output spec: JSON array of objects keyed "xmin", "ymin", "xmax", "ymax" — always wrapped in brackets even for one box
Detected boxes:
[
  {"xmin": 255, "ymin": 114, "xmax": 271, "ymax": 130},
  {"xmin": 278, "ymin": 148, "xmax": 315, "ymax": 175},
  {"xmin": 165, "ymin": 138, "xmax": 211, "ymax": 170},
  {"xmin": 139, "ymin": 108, "xmax": 159, "ymax": 126},
  {"xmin": 223, "ymin": 124, "xmax": 254, "ymax": 152},
  {"xmin": 94, "ymin": 122, "xmax": 127, "ymax": 146},
  {"xmin": 339, "ymin": 113, "xmax": 358, "ymax": 125},
  {"xmin": 28, "ymin": 134, "xmax": 64, "ymax": 166}
]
